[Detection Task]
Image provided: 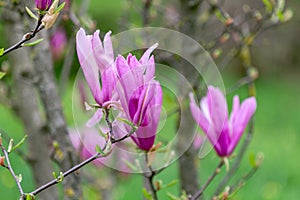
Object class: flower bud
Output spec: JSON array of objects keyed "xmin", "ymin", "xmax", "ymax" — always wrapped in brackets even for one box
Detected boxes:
[
  {"xmin": 42, "ymin": 0, "xmax": 60, "ymax": 29},
  {"xmin": 35, "ymin": 0, "xmax": 53, "ymax": 11}
]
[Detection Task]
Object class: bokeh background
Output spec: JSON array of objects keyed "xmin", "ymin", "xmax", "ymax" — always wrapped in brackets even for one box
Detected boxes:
[{"xmin": 0, "ymin": 0, "xmax": 300, "ymax": 199}]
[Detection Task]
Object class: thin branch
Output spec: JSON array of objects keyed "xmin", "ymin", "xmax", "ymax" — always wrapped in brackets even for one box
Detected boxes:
[
  {"xmin": 144, "ymin": 153, "xmax": 158, "ymax": 200},
  {"xmin": 30, "ymin": 151, "xmax": 101, "ymax": 196},
  {"xmin": 229, "ymin": 166, "xmax": 258, "ymax": 195},
  {"xmin": 191, "ymin": 159, "xmax": 224, "ymax": 200},
  {"xmin": 1, "ymin": 14, "xmax": 44, "ymax": 57},
  {"xmin": 30, "ymin": 109, "xmax": 137, "ymax": 197},
  {"xmin": 0, "ymin": 143, "xmax": 24, "ymax": 196}
]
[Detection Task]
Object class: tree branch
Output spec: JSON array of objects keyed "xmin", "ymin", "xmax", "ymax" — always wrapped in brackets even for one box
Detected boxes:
[
  {"xmin": 144, "ymin": 153, "xmax": 158, "ymax": 200},
  {"xmin": 30, "ymin": 152, "xmax": 101, "ymax": 196},
  {"xmin": 1, "ymin": 14, "xmax": 44, "ymax": 57},
  {"xmin": 0, "ymin": 142, "xmax": 24, "ymax": 197}
]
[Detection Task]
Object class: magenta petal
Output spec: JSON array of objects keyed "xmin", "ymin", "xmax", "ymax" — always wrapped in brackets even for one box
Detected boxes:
[
  {"xmin": 131, "ymin": 83, "xmax": 156, "ymax": 126},
  {"xmin": 144, "ymin": 55, "xmax": 155, "ymax": 82},
  {"xmin": 101, "ymin": 66, "xmax": 116, "ymax": 103},
  {"xmin": 76, "ymin": 28, "xmax": 102, "ymax": 105},
  {"xmin": 116, "ymin": 55, "xmax": 130, "ymax": 79},
  {"xmin": 116, "ymin": 57, "xmax": 144, "ymax": 101},
  {"xmin": 189, "ymin": 93, "xmax": 210, "ymax": 133},
  {"xmin": 228, "ymin": 97, "xmax": 257, "ymax": 154},
  {"xmin": 103, "ymin": 31, "xmax": 114, "ymax": 62},
  {"xmin": 131, "ymin": 82, "xmax": 162, "ymax": 151},
  {"xmin": 207, "ymin": 86, "xmax": 228, "ymax": 135},
  {"xmin": 139, "ymin": 43, "xmax": 158, "ymax": 65},
  {"xmin": 92, "ymin": 30, "xmax": 114, "ymax": 73},
  {"xmin": 36, "ymin": 0, "xmax": 52, "ymax": 10},
  {"xmin": 229, "ymin": 95, "xmax": 240, "ymax": 129}
]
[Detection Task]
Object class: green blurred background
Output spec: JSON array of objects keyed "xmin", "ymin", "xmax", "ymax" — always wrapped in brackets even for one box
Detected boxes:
[{"xmin": 1, "ymin": 0, "xmax": 300, "ymax": 199}]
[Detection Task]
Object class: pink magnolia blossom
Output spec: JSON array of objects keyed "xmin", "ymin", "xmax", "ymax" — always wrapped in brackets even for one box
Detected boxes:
[
  {"xmin": 76, "ymin": 28, "xmax": 117, "ymax": 109},
  {"xmin": 76, "ymin": 28, "xmax": 162, "ymax": 151},
  {"xmin": 115, "ymin": 44, "xmax": 162, "ymax": 151},
  {"xmin": 35, "ymin": 0, "xmax": 52, "ymax": 10},
  {"xmin": 189, "ymin": 86, "xmax": 257, "ymax": 157}
]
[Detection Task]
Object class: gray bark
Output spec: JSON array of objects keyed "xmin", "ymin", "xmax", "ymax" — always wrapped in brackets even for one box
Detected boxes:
[
  {"xmin": 2, "ymin": 4, "xmax": 58, "ymax": 200},
  {"xmin": 176, "ymin": 0, "xmax": 203, "ymax": 196},
  {"xmin": 33, "ymin": 30, "xmax": 82, "ymax": 199}
]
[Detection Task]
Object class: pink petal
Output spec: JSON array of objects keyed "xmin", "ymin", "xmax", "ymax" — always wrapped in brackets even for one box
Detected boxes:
[
  {"xmin": 76, "ymin": 28, "xmax": 102, "ymax": 105},
  {"xmin": 189, "ymin": 93, "xmax": 210, "ymax": 133},
  {"xmin": 229, "ymin": 95, "xmax": 240, "ymax": 136},
  {"xmin": 116, "ymin": 55, "xmax": 144, "ymax": 105},
  {"xmin": 144, "ymin": 55, "xmax": 155, "ymax": 82},
  {"xmin": 92, "ymin": 30, "xmax": 114, "ymax": 73},
  {"xmin": 131, "ymin": 83, "xmax": 156, "ymax": 126},
  {"xmin": 101, "ymin": 66, "xmax": 116, "ymax": 103},
  {"xmin": 139, "ymin": 43, "xmax": 158, "ymax": 65},
  {"xmin": 103, "ymin": 31, "xmax": 114, "ymax": 62},
  {"xmin": 131, "ymin": 82, "xmax": 162, "ymax": 151},
  {"xmin": 228, "ymin": 97, "xmax": 257, "ymax": 154},
  {"xmin": 207, "ymin": 86, "xmax": 228, "ymax": 135}
]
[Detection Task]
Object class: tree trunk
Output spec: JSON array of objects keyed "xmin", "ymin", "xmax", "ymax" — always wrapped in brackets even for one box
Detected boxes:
[
  {"xmin": 33, "ymin": 30, "xmax": 82, "ymax": 199},
  {"xmin": 176, "ymin": 0, "xmax": 203, "ymax": 196},
  {"xmin": 2, "ymin": 4, "xmax": 58, "ymax": 200}
]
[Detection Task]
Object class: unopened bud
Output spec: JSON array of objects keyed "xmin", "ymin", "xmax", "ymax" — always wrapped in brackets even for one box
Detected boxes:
[{"xmin": 35, "ymin": 0, "xmax": 53, "ymax": 11}]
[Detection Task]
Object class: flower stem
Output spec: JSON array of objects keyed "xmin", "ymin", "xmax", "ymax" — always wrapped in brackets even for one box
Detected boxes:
[{"xmin": 144, "ymin": 153, "xmax": 158, "ymax": 200}]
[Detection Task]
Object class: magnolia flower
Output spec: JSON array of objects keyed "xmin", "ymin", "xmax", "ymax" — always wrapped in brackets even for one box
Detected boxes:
[
  {"xmin": 35, "ymin": 0, "xmax": 52, "ymax": 10},
  {"xmin": 115, "ymin": 45, "xmax": 162, "ymax": 151},
  {"xmin": 76, "ymin": 28, "xmax": 117, "ymax": 124},
  {"xmin": 189, "ymin": 86, "xmax": 257, "ymax": 157},
  {"xmin": 50, "ymin": 27, "xmax": 67, "ymax": 60}
]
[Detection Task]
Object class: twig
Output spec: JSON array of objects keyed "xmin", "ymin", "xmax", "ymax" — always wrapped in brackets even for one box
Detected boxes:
[
  {"xmin": 191, "ymin": 159, "xmax": 224, "ymax": 200},
  {"xmin": 30, "ymin": 109, "xmax": 136, "ymax": 196},
  {"xmin": 1, "ymin": 14, "xmax": 44, "ymax": 57},
  {"xmin": 144, "ymin": 153, "xmax": 158, "ymax": 200},
  {"xmin": 0, "ymin": 143, "xmax": 24, "ymax": 197},
  {"xmin": 228, "ymin": 166, "xmax": 258, "ymax": 195},
  {"xmin": 30, "ymin": 151, "xmax": 102, "ymax": 196}
]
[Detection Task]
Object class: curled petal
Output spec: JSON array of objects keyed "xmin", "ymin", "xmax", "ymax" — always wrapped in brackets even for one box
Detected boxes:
[{"xmin": 139, "ymin": 43, "xmax": 158, "ymax": 65}]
